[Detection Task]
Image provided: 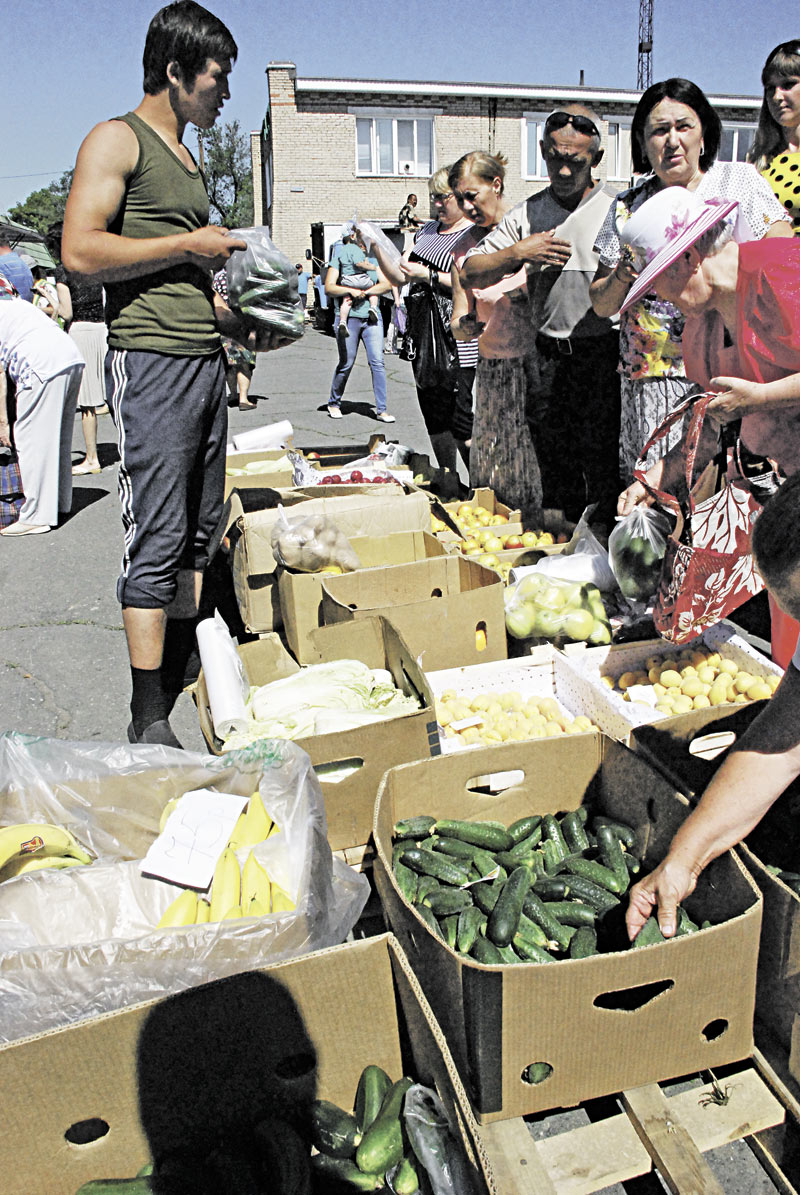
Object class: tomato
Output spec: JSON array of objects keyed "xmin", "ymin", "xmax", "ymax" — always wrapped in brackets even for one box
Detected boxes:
[{"xmin": 349, "ymin": 470, "xmax": 364, "ymax": 483}]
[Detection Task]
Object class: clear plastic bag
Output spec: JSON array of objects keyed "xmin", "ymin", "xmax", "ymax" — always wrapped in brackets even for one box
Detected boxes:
[
  {"xmin": 399, "ymin": 1084, "xmax": 482, "ymax": 1195},
  {"xmin": 353, "ymin": 216, "xmax": 405, "ymax": 285},
  {"xmin": 225, "ymin": 226, "xmax": 306, "ymax": 342},
  {"xmin": 504, "ymin": 573, "xmax": 612, "ymax": 646},
  {"xmin": 608, "ymin": 506, "xmax": 670, "ymax": 601},
  {"xmin": 270, "ymin": 505, "xmax": 362, "ymax": 572},
  {"xmin": 0, "ymin": 733, "xmax": 369, "ymax": 1042}
]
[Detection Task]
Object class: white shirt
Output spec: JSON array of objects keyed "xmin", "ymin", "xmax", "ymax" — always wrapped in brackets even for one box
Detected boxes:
[{"xmin": 0, "ymin": 296, "xmax": 84, "ymax": 387}]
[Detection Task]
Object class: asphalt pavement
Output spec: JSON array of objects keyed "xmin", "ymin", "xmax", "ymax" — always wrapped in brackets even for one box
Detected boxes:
[{"xmin": 0, "ymin": 323, "xmax": 443, "ymax": 750}]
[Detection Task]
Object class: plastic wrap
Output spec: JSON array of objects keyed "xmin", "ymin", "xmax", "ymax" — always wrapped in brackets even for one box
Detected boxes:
[
  {"xmin": 400, "ymin": 1084, "xmax": 482, "ymax": 1195},
  {"xmin": 0, "ymin": 733, "xmax": 369, "ymax": 1042},
  {"xmin": 504, "ymin": 573, "xmax": 613, "ymax": 646},
  {"xmin": 353, "ymin": 218, "xmax": 405, "ymax": 285},
  {"xmin": 225, "ymin": 226, "xmax": 305, "ymax": 342},
  {"xmin": 270, "ymin": 505, "xmax": 361, "ymax": 572},
  {"xmin": 608, "ymin": 506, "xmax": 670, "ymax": 601}
]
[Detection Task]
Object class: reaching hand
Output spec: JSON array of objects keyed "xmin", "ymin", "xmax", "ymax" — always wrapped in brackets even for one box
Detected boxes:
[
  {"xmin": 626, "ymin": 857, "xmax": 700, "ymax": 941},
  {"xmin": 617, "ymin": 479, "xmax": 650, "ymax": 516},
  {"xmin": 185, "ymin": 225, "xmax": 247, "ymax": 270},
  {"xmin": 517, "ymin": 229, "xmax": 572, "ymax": 268},
  {"xmin": 708, "ymin": 376, "xmax": 764, "ymax": 423}
]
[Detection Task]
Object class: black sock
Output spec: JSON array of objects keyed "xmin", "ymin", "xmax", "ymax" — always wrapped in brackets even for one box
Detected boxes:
[
  {"xmin": 130, "ymin": 666, "xmax": 167, "ymax": 735},
  {"xmin": 161, "ymin": 616, "xmax": 201, "ymax": 700}
]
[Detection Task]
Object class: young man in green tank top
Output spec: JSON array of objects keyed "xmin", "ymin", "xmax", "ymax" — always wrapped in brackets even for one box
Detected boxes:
[{"xmin": 63, "ymin": 2, "xmax": 287, "ymax": 747}]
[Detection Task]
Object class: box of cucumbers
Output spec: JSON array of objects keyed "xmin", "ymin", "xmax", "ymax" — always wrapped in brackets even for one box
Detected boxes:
[{"xmin": 372, "ymin": 735, "xmax": 762, "ymax": 1122}]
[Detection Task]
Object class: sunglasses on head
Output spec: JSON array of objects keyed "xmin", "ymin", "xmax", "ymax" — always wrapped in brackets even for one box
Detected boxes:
[{"xmin": 545, "ymin": 111, "xmax": 600, "ymax": 139}]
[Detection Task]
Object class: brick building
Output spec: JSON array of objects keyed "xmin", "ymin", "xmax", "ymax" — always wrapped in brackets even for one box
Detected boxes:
[{"xmin": 256, "ymin": 63, "xmax": 763, "ymax": 270}]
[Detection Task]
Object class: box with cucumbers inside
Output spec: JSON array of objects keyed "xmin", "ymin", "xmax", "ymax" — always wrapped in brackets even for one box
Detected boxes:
[{"xmin": 372, "ymin": 734, "xmax": 762, "ymax": 1122}]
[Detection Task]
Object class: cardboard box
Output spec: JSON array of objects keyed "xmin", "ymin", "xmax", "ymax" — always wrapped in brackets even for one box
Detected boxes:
[
  {"xmin": 223, "ymin": 448, "xmax": 295, "ymax": 498},
  {"xmin": 372, "ymin": 736, "xmax": 762, "ymax": 1122},
  {"xmin": 426, "ymin": 648, "xmax": 606, "ymax": 753},
  {"xmin": 225, "ymin": 486, "xmax": 431, "ymax": 633},
  {"xmin": 0, "ymin": 934, "xmax": 494, "ymax": 1195},
  {"xmin": 193, "ymin": 617, "xmax": 440, "ymax": 852},
  {"xmin": 280, "ymin": 529, "xmax": 449, "ymax": 664},
  {"xmin": 319, "ymin": 555, "xmax": 508, "ymax": 672},
  {"xmin": 565, "ymin": 620, "xmax": 782, "ymax": 745}
]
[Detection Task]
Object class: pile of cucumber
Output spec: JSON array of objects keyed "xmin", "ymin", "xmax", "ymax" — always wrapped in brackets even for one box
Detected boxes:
[{"xmin": 391, "ymin": 811, "xmax": 702, "ymax": 962}]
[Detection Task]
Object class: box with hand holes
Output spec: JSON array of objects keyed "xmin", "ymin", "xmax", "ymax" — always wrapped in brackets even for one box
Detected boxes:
[
  {"xmin": 319, "ymin": 555, "xmax": 508, "ymax": 672},
  {"xmin": 372, "ymin": 735, "xmax": 761, "ymax": 1122},
  {"xmin": 0, "ymin": 934, "xmax": 495, "ymax": 1195}
]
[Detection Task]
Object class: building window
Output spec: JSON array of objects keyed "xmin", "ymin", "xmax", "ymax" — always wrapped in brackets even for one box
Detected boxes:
[
  {"xmin": 718, "ymin": 123, "xmax": 756, "ymax": 163},
  {"xmin": 355, "ymin": 116, "xmax": 433, "ymax": 176},
  {"xmin": 606, "ymin": 121, "xmax": 633, "ymax": 182},
  {"xmin": 522, "ymin": 113, "xmax": 550, "ymax": 180}
]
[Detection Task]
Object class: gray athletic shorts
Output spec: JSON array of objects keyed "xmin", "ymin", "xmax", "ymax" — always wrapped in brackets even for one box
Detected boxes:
[{"xmin": 106, "ymin": 348, "xmax": 227, "ymax": 609}]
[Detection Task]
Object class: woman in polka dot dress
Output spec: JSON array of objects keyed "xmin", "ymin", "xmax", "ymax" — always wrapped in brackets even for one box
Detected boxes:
[{"xmin": 751, "ymin": 41, "xmax": 800, "ymax": 234}]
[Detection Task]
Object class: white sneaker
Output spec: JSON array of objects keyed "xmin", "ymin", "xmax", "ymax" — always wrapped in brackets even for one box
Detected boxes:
[
  {"xmin": 328, "ymin": 404, "xmax": 343, "ymax": 419},
  {"xmin": 377, "ymin": 411, "xmax": 396, "ymax": 423}
]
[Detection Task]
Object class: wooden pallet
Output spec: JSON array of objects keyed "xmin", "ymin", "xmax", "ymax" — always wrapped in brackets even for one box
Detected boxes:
[{"xmin": 480, "ymin": 1053, "xmax": 800, "ymax": 1194}]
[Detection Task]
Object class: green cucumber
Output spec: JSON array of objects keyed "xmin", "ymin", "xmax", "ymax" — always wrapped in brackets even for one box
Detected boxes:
[
  {"xmin": 355, "ymin": 1077, "xmax": 414, "ymax": 1174},
  {"xmin": 496, "ymin": 943, "xmax": 521, "ymax": 964},
  {"xmin": 415, "ymin": 904, "xmax": 445, "ymax": 939},
  {"xmin": 311, "ymin": 1152, "xmax": 384, "ymax": 1189},
  {"xmin": 418, "ymin": 835, "xmax": 439, "ymax": 851},
  {"xmin": 592, "ymin": 816, "xmax": 636, "ymax": 850},
  {"xmin": 564, "ymin": 856, "xmax": 626, "ymax": 895},
  {"xmin": 392, "ymin": 846, "xmax": 419, "ymax": 904},
  {"xmin": 541, "ymin": 839, "xmax": 564, "ymax": 874},
  {"xmin": 624, "ymin": 853, "xmax": 641, "ymax": 876},
  {"xmin": 541, "ymin": 900, "xmax": 597, "ymax": 927},
  {"xmin": 310, "ymin": 1099, "xmax": 361, "ymax": 1158},
  {"xmin": 569, "ymin": 926, "xmax": 598, "ymax": 958},
  {"xmin": 676, "ymin": 907, "xmax": 700, "ymax": 936},
  {"xmin": 596, "ymin": 825, "xmax": 630, "ymax": 894},
  {"xmin": 414, "ymin": 875, "xmax": 441, "ymax": 903},
  {"xmin": 533, "ymin": 876, "xmax": 569, "ymax": 900},
  {"xmin": 494, "ymin": 849, "xmax": 541, "ymax": 873},
  {"xmin": 516, "ymin": 911, "xmax": 550, "ymax": 948},
  {"xmin": 393, "ymin": 1151, "xmax": 421, "ymax": 1194},
  {"xmin": 472, "ymin": 880, "xmax": 501, "ymax": 915},
  {"xmin": 74, "ymin": 1182, "xmax": 153, "ymax": 1194},
  {"xmin": 507, "ymin": 815, "xmax": 542, "ymax": 844},
  {"xmin": 507, "ymin": 828, "xmax": 543, "ymax": 857},
  {"xmin": 422, "ymin": 888, "xmax": 473, "ymax": 916},
  {"xmin": 559, "ymin": 874, "xmax": 620, "ymax": 914},
  {"xmin": 400, "ymin": 848, "xmax": 471, "ymax": 886},
  {"xmin": 512, "ymin": 934, "xmax": 555, "ymax": 963},
  {"xmin": 561, "ymin": 811, "xmax": 591, "ymax": 854},
  {"xmin": 433, "ymin": 836, "xmax": 480, "ymax": 860},
  {"xmin": 632, "ymin": 915, "xmax": 666, "ymax": 948},
  {"xmin": 541, "ymin": 814, "xmax": 568, "ymax": 861},
  {"xmin": 470, "ymin": 935, "xmax": 504, "ymax": 964},
  {"xmin": 441, "ymin": 913, "xmax": 460, "ymax": 949},
  {"xmin": 522, "ymin": 892, "xmax": 572, "ymax": 951},
  {"xmin": 457, "ymin": 905, "xmax": 486, "ymax": 954},
  {"xmin": 393, "ymin": 816, "xmax": 436, "ymax": 840},
  {"xmin": 522, "ymin": 1062, "xmax": 554, "ymax": 1083},
  {"xmin": 355, "ymin": 1064, "xmax": 393, "ymax": 1135},
  {"xmin": 470, "ymin": 846, "xmax": 504, "ymax": 879},
  {"xmin": 433, "ymin": 818, "xmax": 513, "ymax": 852},
  {"xmin": 487, "ymin": 866, "xmax": 531, "ymax": 947}
]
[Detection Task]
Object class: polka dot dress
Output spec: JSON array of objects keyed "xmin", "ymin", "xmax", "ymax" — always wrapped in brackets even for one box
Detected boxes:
[{"xmin": 762, "ymin": 150, "xmax": 800, "ymax": 235}]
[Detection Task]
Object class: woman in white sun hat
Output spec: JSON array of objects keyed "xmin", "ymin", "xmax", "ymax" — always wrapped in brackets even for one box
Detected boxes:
[{"xmin": 616, "ymin": 184, "xmax": 800, "ymax": 665}]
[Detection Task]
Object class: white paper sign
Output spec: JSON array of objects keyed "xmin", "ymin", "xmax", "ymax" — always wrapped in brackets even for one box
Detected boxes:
[{"xmin": 140, "ymin": 790, "xmax": 249, "ymax": 889}]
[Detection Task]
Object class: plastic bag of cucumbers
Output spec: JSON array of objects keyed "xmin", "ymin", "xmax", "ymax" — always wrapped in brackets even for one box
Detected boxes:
[
  {"xmin": 504, "ymin": 573, "xmax": 612, "ymax": 646},
  {"xmin": 225, "ymin": 226, "xmax": 306, "ymax": 342},
  {"xmin": 608, "ymin": 506, "xmax": 670, "ymax": 602}
]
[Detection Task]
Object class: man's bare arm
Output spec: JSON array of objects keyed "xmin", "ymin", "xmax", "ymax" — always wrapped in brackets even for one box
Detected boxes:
[{"xmin": 62, "ymin": 121, "xmax": 244, "ymax": 281}]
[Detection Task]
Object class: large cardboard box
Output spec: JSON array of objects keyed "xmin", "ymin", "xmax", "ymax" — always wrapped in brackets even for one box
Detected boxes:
[
  {"xmin": 223, "ymin": 448, "xmax": 295, "ymax": 498},
  {"xmin": 225, "ymin": 487, "xmax": 431, "ymax": 632},
  {"xmin": 319, "ymin": 555, "xmax": 508, "ymax": 672},
  {"xmin": 565, "ymin": 620, "xmax": 782, "ymax": 745},
  {"xmin": 280, "ymin": 529, "xmax": 449, "ymax": 664},
  {"xmin": 426, "ymin": 648, "xmax": 607, "ymax": 753},
  {"xmin": 372, "ymin": 736, "xmax": 762, "ymax": 1122},
  {"xmin": 0, "ymin": 934, "xmax": 494, "ymax": 1195},
  {"xmin": 193, "ymin": 617, "xmax": 440, "ymax": 852}
]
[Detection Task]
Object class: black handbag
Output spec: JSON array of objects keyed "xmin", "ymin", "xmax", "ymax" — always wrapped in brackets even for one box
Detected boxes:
[{"xmin": 402, "ymin": 280, "xmax": 459, "ymax": 389}]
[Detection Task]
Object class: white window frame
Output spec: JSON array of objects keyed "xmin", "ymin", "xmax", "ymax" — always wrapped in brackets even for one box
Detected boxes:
[
  {"xmin": 718, "ymin": 121, "xmax": 757, "ymax": 164},
  {"xmin": 521, "ymin": 111, "xmax": 551, "ymax": 181},
  {"xmin": 350, "ymin": 107, "xmax": 438, "ymax": 177},
  {"xmin": 605, "ymin": 117, "xmax": 633, "ymax": 182}
]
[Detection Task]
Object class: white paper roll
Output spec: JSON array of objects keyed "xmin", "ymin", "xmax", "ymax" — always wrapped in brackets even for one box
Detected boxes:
[
  {"xmin": 231, "ymin": 419, "xmax": 293, "ymax": 452},
  {"xmin": 196, "ymin": 615, "xmax": 250, "ymax": 739}
]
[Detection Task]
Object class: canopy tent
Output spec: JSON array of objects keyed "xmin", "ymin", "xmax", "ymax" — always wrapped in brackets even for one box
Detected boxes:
[{"xmin": 0, "ymin": 220, "xmax": 57, "ymax": 271}]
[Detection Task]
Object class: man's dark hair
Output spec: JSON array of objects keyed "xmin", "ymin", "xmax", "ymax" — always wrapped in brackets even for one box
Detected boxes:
[
  {"xmin": 0, "ymin": 235, "xmax": 10, "ymax": 250},
  {"xmin": 142, "ymin": 1, "xmax": 237, "ymax": 95},
  {"xmin": 751, "ymin": 474, "xmax": 800, "ymax": 587},
  {"xmin": 631, "ymin": 78, "xmax": 721, "ymax": 174}
]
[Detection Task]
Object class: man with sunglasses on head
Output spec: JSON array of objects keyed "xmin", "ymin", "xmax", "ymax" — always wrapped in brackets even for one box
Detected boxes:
[{"xmin": 460, "ymin": 104, "xmax": 621, "ymax": 528}]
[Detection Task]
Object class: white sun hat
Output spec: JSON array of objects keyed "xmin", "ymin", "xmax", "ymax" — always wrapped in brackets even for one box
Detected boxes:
[{"xmin": 619, "ymin": 186, "xmax": 740, "ymax": 313}]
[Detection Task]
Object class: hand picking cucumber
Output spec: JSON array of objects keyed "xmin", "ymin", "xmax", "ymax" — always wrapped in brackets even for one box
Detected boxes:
[
  {"xmin": 433, "ymin": 819, "xmax": 513, "ymax": 852},
  {"xmin": 355, "ymin": 1076, "xmax": 414, "ymax": 1174},
  {"xmin": 487, "ymin": 866, "xmax": 530, "ymax": 947},
  {"xmin": 631, "ymin": 915, "xmax": 666, "ymax": 948},
  {"xmin": 355, "ymin": 1064, "xmax": 393, "ymax": 1135}
]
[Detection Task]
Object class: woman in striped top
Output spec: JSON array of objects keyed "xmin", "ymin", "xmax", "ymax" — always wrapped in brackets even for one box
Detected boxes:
[
  {"xmin": 450, "ymin": 150, "xmax": 543, "ymax": 519},
  {"xmin": 399, "ymin": 167, "xmax": 475, "ymax": 472}
]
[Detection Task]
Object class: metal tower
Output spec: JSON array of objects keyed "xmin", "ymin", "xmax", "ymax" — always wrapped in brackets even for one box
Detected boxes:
[{"xmin": 637, "ymin": 0, "xmax": 654, "ymax": 90}]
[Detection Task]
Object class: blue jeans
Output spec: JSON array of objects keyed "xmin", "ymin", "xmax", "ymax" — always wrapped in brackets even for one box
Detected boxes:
[{"xmin": 329, "ymin": 316, "xmax": 387, "ymax": 413}]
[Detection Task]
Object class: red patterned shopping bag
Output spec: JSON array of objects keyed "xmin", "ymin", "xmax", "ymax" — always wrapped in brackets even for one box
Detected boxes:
[{"xmin": 634, "ymin": 393, "xmax": 765, "ymax": 644}]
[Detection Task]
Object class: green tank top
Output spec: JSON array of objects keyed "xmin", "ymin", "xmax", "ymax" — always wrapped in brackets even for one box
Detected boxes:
[{"xmin": 105, "ymin": 112, "xmax": 220, "ymax": 356}]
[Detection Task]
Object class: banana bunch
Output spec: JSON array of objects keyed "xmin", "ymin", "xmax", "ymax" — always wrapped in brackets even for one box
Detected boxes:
[
  {"xmin": 155, "ymin": 790, "xmax": 294, "ymax": 929},
  {"xmin": 0, "ymin": 822, "xmax": 92, "ymax": 884}
]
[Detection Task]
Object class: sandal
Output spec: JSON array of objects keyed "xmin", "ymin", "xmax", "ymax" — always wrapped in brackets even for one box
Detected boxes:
[{"xmin": 72, "ymin": 461, "xmax": 102, "ymax": 475}]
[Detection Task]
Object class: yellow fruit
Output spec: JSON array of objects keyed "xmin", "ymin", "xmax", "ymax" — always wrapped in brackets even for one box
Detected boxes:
[
  {"xmin": 545, "ymin": 722, "xmax": 564, "ymax": 736},
  {"xmin": 767, "ymin": 674, "xmax": 782, "ymax": 692},
  {"xmin": 475, "ymin": 628, "xmax": 487, "ymax": 651},
  {"xmin": 599, "ymin": 675, "xmax": 614, "ymax": 689},
  {"xmin": 539, "ymin": 697, "xmax": 561, "ymax": 720},
  {"xmin": 195, "ymin": 899, "xmax": 211, "ymax": 924},
  {"xmin": 653, "ymin": 682, "xmax": 667, "ymax": 697},
  {"xmin": 718, "ymin": 658, "xmax": 739, "ymax": 677},
  {"xmin": 471, "ymin": 693, "xmax": 491, "ymax": 711},
  {"xmin": 461, "ymin": 727, "xmax": 481, "ymax": 745},
  {"xmin": 693, "ymin": 694, "xmax": 711, "ymax": 709},
  {"xmin": 733, "ymin": 692, "xmax": 749, "ymax": 704},
  {"xmin": 158, "ymin": 797, "xmax": 181, "ymax": 834},
  {"xmin": 271, "ymin": 882, "xmax": 296, "ymax": 913},
  {"xmin": 706, "ymin": 652, "xmax": 722, "ymax": 668},
  {"xmin": 696, "ymin": 665, "xmax": 717, "ymax": 684},
  {"xmin": 500, "ymin": 691, "xmax": 523, "ymax": 710},
  {"xmin": 618, "ymin": 671, "xmax": 638, "ymax": 691},
  {"xmin": 436, "ymin": 705, "xmax": 453, "ymax": 727},
  {"xmin": 644, "ymin": 655, "xmax": 664, "ymax": 671},
  {"xmin": 319, "ymin": 564, "xmax": 343, "ymax": 575},
  {"xmin": 680, "ymin": 676, "xmax": 704, "ymax": 698},
  {"xmin": 157, "ymin": 888, "xmax": 198, "ymax": 929},
  {"xmin": 655, "ymin": 701, "xmax": 675, "ymax": 714},
  {"xmin": 680, "ymin": 665, "xmax": 697, "ymax": 678},
  {"xmin": 672, "ymin": 695, "xmax": 695, "ymax": 714},
  {"xmin": 746, "ymin": 680, "xmax": 772, "ymax": 701},
  {"xmin": 247, "ymin": 898, "xmax": 270, "ymax": 917},
  {"xmin": 209, "ymin": 848, "xmax": 241, "ymax": 923},
  {"xmin": 733, "ymin": 672, "xmax": 754, "ymax": 694},
  {"xmin": 648, "ymin": 667, "xmax": 662, "ymax": 684},
  {"xmin": 223, "ymin": 904, "xmax": 243, "ymax": 919},
  {"xmin": 229, "ymin": 791, "xmax": 272, "ymax": 851},
  {"xmin": 572, "ymin": 715, "xmax": 594, "ymax": 731},
  {"xmin": 660, "ymin": 669, "xmax": 682, "ymax": 688},
  {"xmin": 242, "ymin": 850, "xmax": 271, "ymax": 909}
]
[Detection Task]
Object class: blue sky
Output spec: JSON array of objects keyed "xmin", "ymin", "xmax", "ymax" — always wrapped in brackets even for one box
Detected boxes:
[{"xmin": 2, "ymin": 0, "xmax": 795, "ymax": 215}]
